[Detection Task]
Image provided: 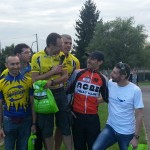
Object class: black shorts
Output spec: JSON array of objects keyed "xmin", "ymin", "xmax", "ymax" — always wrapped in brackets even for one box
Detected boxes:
[
  {"xmin": 37, "ymin": 113, "xmax": 54, "ymax": 138},
  {"xmin": 51, "ymin": 87, "xmax": 71, "ymax": 135}
]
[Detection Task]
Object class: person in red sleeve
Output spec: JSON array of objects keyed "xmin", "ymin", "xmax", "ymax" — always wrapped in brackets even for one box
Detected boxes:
[{"xmin": 66, "ymin": 51, "xmax": 108, "ymax": 150}]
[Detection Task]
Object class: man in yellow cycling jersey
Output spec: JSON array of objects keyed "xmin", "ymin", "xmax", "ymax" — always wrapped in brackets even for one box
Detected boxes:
[
  {"xmin": 31, "ymin": 32, "xmax": 72, "ymax": 150},
  {"xmin": 54, "ymin": 34, "xmax": 80, "ymax": 150}
]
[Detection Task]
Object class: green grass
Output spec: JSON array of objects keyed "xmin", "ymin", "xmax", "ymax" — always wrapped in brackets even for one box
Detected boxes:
[
  {"xmin": 139, "ymin": 81, "xmax": 150, "ymax": 85},
  {"xmin": 0, "ymin": 103, "xmax": 148, "ymax": 150}
]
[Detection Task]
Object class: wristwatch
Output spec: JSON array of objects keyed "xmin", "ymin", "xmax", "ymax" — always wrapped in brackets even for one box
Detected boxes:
[{"xmin": 134, "ymin": 134, "xmax": 140, "ymax": 139}]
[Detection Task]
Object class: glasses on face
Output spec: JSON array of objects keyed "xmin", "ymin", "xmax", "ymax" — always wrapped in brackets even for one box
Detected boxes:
[
  {"xmin": 21, "ymin": 52, "xmax": 32, "ymax": 55},
  {"xmin": 118, "ymin": 62, "xmax": 127, "ymax": 76}
]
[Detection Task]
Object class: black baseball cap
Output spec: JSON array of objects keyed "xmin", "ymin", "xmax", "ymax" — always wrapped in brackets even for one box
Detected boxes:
[{"xmin": 85, "ymin": 51, "xmax": 104, "ymax": 61}]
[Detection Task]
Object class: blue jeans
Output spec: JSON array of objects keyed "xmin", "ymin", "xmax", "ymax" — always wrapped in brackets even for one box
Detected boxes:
[
  {"xmin": 92, "ymin": 124, "xmax": 134, "ymax": 150},
  {"xmin": 3, "ymin": 115, "xmax": 32, "ymax": 150}
]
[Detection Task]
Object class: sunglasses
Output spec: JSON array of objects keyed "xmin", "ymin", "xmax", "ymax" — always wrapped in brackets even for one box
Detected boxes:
[{"xmin": 118, "ymin": 62, "xmax": 127, "ymax": 76}]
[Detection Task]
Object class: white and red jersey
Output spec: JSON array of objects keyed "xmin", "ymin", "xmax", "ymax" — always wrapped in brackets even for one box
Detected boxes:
[{"xmin": 67, "ymin": 69, "xmax": 108, "ymax": 114}]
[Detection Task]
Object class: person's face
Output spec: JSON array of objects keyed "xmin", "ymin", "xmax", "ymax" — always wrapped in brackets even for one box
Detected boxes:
[
  {"xmin": 47, "ymin": 38, "xmax": 63, "ymax": 55},
  {"xmin": 87, "ymin": 57, "xmax": 101, "ymax": 70},
  {"xmin": 110, "ymin": 67, "xmax": 122, "ymax": 82},
  {"xmin": 18, "ymin": 48, "xmax": 32, "ymax": 63},
  {"xmin": 62, "ymin": 37, "xmax": 72, "ymax": 55},
  {"xmin": 5, "ymin": 56, "xmax": 20, "ymax": 76}
]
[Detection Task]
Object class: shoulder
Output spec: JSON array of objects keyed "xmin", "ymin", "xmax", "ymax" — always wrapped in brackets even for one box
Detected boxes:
[
  {"xmin": 32, "ymin": 50, "xmax": 45, "ymax": 59},
  {"xmin": 128, "ymin": 82, "xmax": 141, "ymax": 92},
  {"xmin": 69, "ymin": 69, "xmax": 85, "ymax": 80},
  {"xmin": 108, "ymin": 79, "xmax": 117, "ymax": 87},
  {"xmin": 0, "ymin": 69, "xmax": 9, "ymax": 78},
  {"xmin": 59, "ymin": 51, "xmax": 65, "ymax": 56},
  {"xmin": 70, "ymin": 53, "xmax": 79, "ymax": 61}
]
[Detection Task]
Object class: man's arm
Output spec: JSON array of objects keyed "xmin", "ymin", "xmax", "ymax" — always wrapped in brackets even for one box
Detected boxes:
[
  {"xmin": 0, "ymin": 100, "xmax": 3, "ymax": 129},
  {"xmin": 32, "ymin": 65, "xmax": 65, "ymax": 82},
  {"xmin": 46, "ymin": 69, "xmax": 68, "ymax": 88},
  {"xmin": 30, "ymin": 96, "xmax": 36, "ymax": 133},
  {"xmin": 100, "ymin": 74, "xmax": 109, "ymax": 103},
  {"xmin": 135, "ymin": 108, "xmax": 144, "ymax": 136},
  {"xmin": 130, "ymin": 108, "xmax": 144, "ymax": 149},
  {"xmin": 0, "ymin": 100, "xmax": 5, "ymax": 138}
]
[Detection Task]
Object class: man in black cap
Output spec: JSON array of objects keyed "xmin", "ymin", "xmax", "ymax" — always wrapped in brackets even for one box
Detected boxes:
[{"xmin": 66, "ymin": 51, "xmax": 108, "ymax": 150}]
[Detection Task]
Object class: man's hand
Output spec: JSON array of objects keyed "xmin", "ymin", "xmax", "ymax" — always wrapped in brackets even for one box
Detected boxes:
[
  {"xmin": 97, "ymin": 97, "xmax": 104, "ymax": 104},
  {"xmin": 31, "ymin": 125, "xmax": 36, "ymax": 134},
  {"xmin": 51, "ymin": 65, "xmax": 63, "ymax": 75},
  {"xmin": 0, "ymin": 128, "xmax": 5, "ymax": 139},
  {"xmin": 130, "ymin": 137, "xmax": 138, "ymax": 149}
]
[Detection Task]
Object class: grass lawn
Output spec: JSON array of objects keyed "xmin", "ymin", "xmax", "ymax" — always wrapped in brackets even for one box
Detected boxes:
[
  {"xmin": 0, "ymin": 103, "xmax": 148, "ymax": 150},
  {"xmin": 139, "ymin": 81, "xmax": 150, "ymax": 86}
]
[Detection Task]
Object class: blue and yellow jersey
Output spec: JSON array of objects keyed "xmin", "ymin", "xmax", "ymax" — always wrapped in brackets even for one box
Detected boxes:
[
  {"xmin": 31, "ymin": 50, "xmax": 68, "ymax": 88},
  {"xmin": 66, "ymin": 53, "xmax": 80, "ymax": 77},
  {"xmin": 0, "ymin": 73, "xmax": 33, "ymax": 117},
  {"xmin": 0, "ymin": 63, "xmax": 31, "ymax": 79}
]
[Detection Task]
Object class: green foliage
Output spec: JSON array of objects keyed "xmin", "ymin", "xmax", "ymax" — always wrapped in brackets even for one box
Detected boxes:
[
  {"xmin": 74, "ymin": 0, "xmax": 100, "ymax": 67},
  {"xmin": 88, "ymin": 17, "xmax": 148, "ymax": 69},
  {"xmin": 142, "ymin": 43, "xmax": 150, "ymax": 69},
  {"xmin": 0, "ymin": 44, "xmax": 14, "ymax": 73}
]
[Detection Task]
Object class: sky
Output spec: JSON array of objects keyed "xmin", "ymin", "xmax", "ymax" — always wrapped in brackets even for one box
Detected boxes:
[{"xmin": 0, "ymin": 0, "xmax": 150, "ymax": 52}]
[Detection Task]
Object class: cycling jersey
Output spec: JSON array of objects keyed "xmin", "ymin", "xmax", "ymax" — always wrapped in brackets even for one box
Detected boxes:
[
  {"xmin": 0, "ymin": 63, "xmax": 31, "ymax": 79},
  {"xmin": 66, "ymin": 53, "xmax": 80, "ymax": 77},
  {"xmin": 31, "ymin": 50, "xmax": 68, "ymax": 89},
  {"xmin": 0, "ymin": 73, "xmax": 33, "ymax": 117},
  {"xmin": 67, "ymin": 69, "xmax": 108, "ymax": 114}
]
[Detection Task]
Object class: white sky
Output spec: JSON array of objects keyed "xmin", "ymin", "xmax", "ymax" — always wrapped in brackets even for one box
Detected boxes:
[{"xmin": 0, "ymin": 0, "xmax": 150, "ymax": 52}]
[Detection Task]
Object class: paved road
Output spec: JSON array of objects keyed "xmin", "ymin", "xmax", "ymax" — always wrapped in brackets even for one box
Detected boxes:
[{"xmin": 140, "ymin": 85, "xmax": 150, "ymax": 148}]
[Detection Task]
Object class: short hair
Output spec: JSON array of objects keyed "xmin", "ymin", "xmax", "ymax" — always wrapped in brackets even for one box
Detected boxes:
[
  {"xmin": 14, "ymin": 43, "xmax": 30, "ymax": 54},
  {"xmin": 115, "ymin": 62, "xmax": 131, "ymax": 79},
  {"xmin": 5, "ymin": 55, "xmax": 19, "ymax": 63},
  {"xmin": 61, "ymin": 34, "xmax": 72, "ymax": 40},
  {"xmin": 46, "ymin": 33, "xmax": 61, "ymax": 47}
]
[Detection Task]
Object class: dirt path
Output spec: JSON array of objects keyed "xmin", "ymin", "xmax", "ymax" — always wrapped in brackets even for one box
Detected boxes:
[{"xmin": 140, "ymin": 85, "xmax": 150, "ymax": 148}]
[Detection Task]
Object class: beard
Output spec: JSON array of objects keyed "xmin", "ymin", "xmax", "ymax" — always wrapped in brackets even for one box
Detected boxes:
[{"xmin": 112, "ymin": 78, "xmax": 120, "ymax": 83}]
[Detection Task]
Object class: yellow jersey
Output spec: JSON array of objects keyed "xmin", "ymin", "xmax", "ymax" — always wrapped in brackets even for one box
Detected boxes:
[
  {"xmin": 66, "ymin": 53, "xmax": 80, "ymax": 77},
  {"xmin": 31, "ymin": 50, "xmax": 68, "ymax": 88},
  {"xmin": 0, "ymin": 73, "xmax": 33, "ymax": 117}
]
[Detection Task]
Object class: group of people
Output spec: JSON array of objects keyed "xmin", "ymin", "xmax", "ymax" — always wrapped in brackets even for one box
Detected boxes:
[{"xmin": 0, "ymin": 32, "xmax": 144, "ymax": 150}]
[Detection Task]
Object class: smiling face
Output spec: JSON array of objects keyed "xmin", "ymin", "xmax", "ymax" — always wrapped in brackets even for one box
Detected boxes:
[
  {"xmin": 5, "ymin": 56, "xmax": 20, "ymax": 76},
  {"xmin": 86, "ymin": 57, "xmax": 102, "ymax": 71},
  {"xmin": 61, "ymin": 36, "xmax": 72, "ymax": 56}
]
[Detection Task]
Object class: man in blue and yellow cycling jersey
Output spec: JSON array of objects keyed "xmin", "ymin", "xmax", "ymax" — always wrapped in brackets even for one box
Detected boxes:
[
  {"xmin": 0, "ymin": 55, "xmax": 36, "ymax": 150},
  {"xmin": 31, "ymin": 32, "xmax": 72, "ymax": 150},
  {"xmin": 0, "ymin": 43, "xmax": 32, "ymax": 79}
]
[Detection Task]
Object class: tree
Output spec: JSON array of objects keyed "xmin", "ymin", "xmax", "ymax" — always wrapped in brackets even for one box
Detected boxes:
[
  {"xmin": 88, "ymin": 17, "xmax": 148, "ymax": 69},
  {"xmin": 142, "ymin": 43, "xmax": 150, "ymax": 69},
  {"xmin": 0, "ymin": 44, "xmax": 14, "ymax": 73},
  {"xmin": 74, "ymin": 0, "xmax": 100, "ymax": 67}
]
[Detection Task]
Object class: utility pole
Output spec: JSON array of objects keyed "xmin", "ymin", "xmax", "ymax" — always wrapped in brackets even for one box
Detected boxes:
[
  {"xmin": 31, "ymin": 34, "xmax": 39, "ymax": 52},
  {"xmin": 35, "ymin": 33, "xmax": 39, "ymax": 52}
]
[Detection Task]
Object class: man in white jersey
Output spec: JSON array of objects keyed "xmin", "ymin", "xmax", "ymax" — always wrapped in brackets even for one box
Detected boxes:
[{"xmin": 92, "ymin": 62, "xmax": 144, "ymax": 150}]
